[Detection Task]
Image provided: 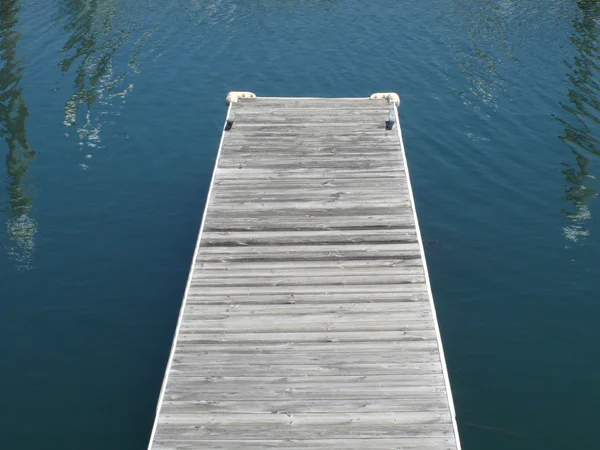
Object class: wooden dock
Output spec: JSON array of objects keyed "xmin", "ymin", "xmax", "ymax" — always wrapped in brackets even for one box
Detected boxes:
[{"xmin": 147, "ymin": 94, "xmax": 461, "ymax": 450}]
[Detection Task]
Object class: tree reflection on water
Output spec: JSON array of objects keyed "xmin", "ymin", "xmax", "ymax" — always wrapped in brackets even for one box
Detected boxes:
[
  {"xmin": 556, "ymin": 0, "xmax": 600, "ymax": 242},
  {"xmin": 0, "ymin": 0, "xmax": 36, "ymax": 270},
  {"xmin": 58, "ymin": 0, "xmax": 131, "ymax": 161}
]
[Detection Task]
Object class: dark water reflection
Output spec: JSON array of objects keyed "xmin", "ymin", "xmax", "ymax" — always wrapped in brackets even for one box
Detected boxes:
[
  {"xmin": 447, "ymin": 0, "xmax": 599, "ymax": 242},
  {"xmin": 0, "ymin": 0, "xmax": 36, "ymax": 269},
  {"xmin": 448, "ymin": 0, "xmax": 520, "ymax": 111},
  {"xmin": 58, "ymin": 0, "xmax": 155, "ymax": 158},
  {"xmin": 556, "ymin": 0, "xmax": 600, "ymax": 242}
]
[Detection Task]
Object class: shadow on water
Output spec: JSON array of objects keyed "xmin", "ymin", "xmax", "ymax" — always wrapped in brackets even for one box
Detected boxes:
[
  {"xmin": 555, "ymin": 0, "xmax": 600, "ymax": 243},
  {"xmin": 0, "ymin": 0, "xmax": 36, "ymax": 270},
  {"xmin": 58, "ymin": 0, "xmax": 154, "ymax": 164}
]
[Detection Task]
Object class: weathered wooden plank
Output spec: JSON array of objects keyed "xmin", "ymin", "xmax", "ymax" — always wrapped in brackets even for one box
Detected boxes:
[
  {"xmin": 217, "ymin": 155, "xmax": 402, "ymax": 164},
  {"xmin": 209, "ymin": 192, "xmax": 409, "ymax": 202},
  {"xmin": 222, "ymin": 126, "xmax": 394, "ymax": 134},
  {"xmin": 211, "ymin": 180, "xmax": 407, "ymax": 188},
  {"xmin": 185, "ymin": 294, "xmax": 429, "ymax": 307},
  {"xmin": 197, "ymin": 242, "xmax": 419, "ymax": 253},
  {"xmin": 217, "ymin": 150, "xmax": 401, "ymax": 158},
  {"xmin": 165, "ymin": 373, "xmax": 445, "ymax": 386},
  {"xmin": 195, "ymin": 257, "xmax": 423, "ymax": 269},
  {"xmin": 217, "ymin": 147, "xmax": 403, "ymax": 155},
  {"xmin": 210, "ymin": 195, "xmax": 410, "ymax": 205},
  {"xmin": 212, "ymin": 177, "xmax": 407, "ymax": 188},
  {"xmin": 162, "ymin": 385, "xmax": 450, "ymax": 403},
  {"xmin": 234, "ymin": 106, "xmax": 388, "ymax": 112},
  {"xmin": 148, "ymin": 96, "xmax": 459, "ymax": 450},
  {"xmin": 179, "ymin": 321, "xmax": 435, "ymax": 335},
  {"xmin": 225, "ymin": 127, "xmax": 393, "ymax": 133},
  {"xmin": 233, "ymin": 98, "xmax": 387, "ymax": 107},
  {"xmin": 217, "ymin": 155, "xmax": 400, "ymax": 163},
  {"xmin": 234, "ymin": 110, "xmax": 387, "ymax": 116},
  {"xmin": 222, "ymin": 140, "xmax": 396, "ymax": 146},
  {"xmin": 202, "ymin": 218, "xmax": 416, "ymax": 232},
  {"xmin": 231, "ymin": 119, "xmax": 389, "ymax": 125},
  {"xmin": 200, "ymin": 235, "xmax": 418, "ymax": 249},
  {"xmin": 198, "ymin": 233, "xmax": 418, "ymax": 246},
  {"xmin": 220, "ymin": 140, "xmax": 393, "ymax": 147},
  {"xmin": 232, "ymin": 106, "xmax": 389, "ymax": 113},
  {"xmin": 173, "ymin": 350, "xmax": 440, "ymax": 364},
  {"xmin": 233, "ymin": 110, "xmax": 389, "ymax": 117},
  {"xmin": 154, "ymin": 423, "xmax": 454, "ymax": 440},
  {"xmin": 205, "ymin": 202, "xmax": 411, "ymax": 214},
  {"xmin": 194, "ymin": 251, "xmax": 423, "ymax": 263},
  {"xmin": 216, "ymin": 160, "xmax": 400, "ymax": 170},
  {"xmin": 152, "ymin": 438, "xmax": 456, "ymax": 450},
  {"xmin": 176, "ymin": 330, "xmax": 437, "ymax": 345},
  {"xmin": 173, "ymin": 340, "xmax": 441, "ymax": 356},
  {"xmin": 201, "ymin": 228, "xmax": 416, "ymax": 239},
  {"xmin": 167, "ymin": 362, "xmax": 444, "ymax": 377},
  {"xmin": 182, "ymin": 302, "xmax": 432, "ymax": 317},
  {"xmin": 210, "ymin": 186, "xmax": 408, "ymax": 195},
  {"xmin": 185, "ymin": 292, "xmax": 429, "ymax": 306},
  {"xmin": 160, "ymin": 397, "xmax": 448, "ymax": 414},
  {"xmin": 179, "ymin": 310, "xmax": 433, "ymax": 323},
  {"xmin": 232, "ymin": 115, "xmax": 389, "ymax": 123},
  {"xmin": 187, "ymin": 284, "xmax": 429, "ymax": 299},
  {"xmin": 157, "ymin": 411, "xmax": 451, "ymax": 427},
  {"xmin": 192, "ymin": 269, "xmax": 424, "ymax": 281},
  {"xmin": 214, "ymin": 169, "xmax": 405, "ymax": 180},
  {"xmin": 223, "ymin": 133, "xmax": 396, "ymax": 139},
  {"xmin": 190, "ymin": 274, "xmax": 425, "ymax": 287}
]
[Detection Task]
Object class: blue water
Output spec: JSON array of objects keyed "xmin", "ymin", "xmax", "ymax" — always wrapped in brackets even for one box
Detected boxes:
[{"xmin": 1, "ymin": 0, "xmax": 599, "ymax": 448}]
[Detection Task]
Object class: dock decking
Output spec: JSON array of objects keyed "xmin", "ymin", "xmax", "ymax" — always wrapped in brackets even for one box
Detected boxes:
[{"xmin": 148, "ymin": 95, "xmax": 461, "ymax": 450}]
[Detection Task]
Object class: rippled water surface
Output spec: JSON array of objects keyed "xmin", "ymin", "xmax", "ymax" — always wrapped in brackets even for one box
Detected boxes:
[{"xmin": 1, "ymin": 1, "xmax": 599, "ymax": 449}]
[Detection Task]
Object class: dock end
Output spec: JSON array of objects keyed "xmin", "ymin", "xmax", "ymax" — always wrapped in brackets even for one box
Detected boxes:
[
  {"xmin": 370, "ymin": 92, "xmax": 400, "ymax": 105},
  {"xmin": 226, "ymin": 91, "xmax": 257, "ymax": 104}
]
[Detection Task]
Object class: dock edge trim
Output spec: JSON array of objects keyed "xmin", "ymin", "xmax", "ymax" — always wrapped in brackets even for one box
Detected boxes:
[
  {"xmin": 146, "ymin": 103, "xmax": 233, "ymax": 450},
  {"xmin": 226, "ymin": 91, "xmax": 257, "ymax": 104},
  {"xmin": 393, "ymin": 105, "xmax": 462, "ymax": 449}
]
